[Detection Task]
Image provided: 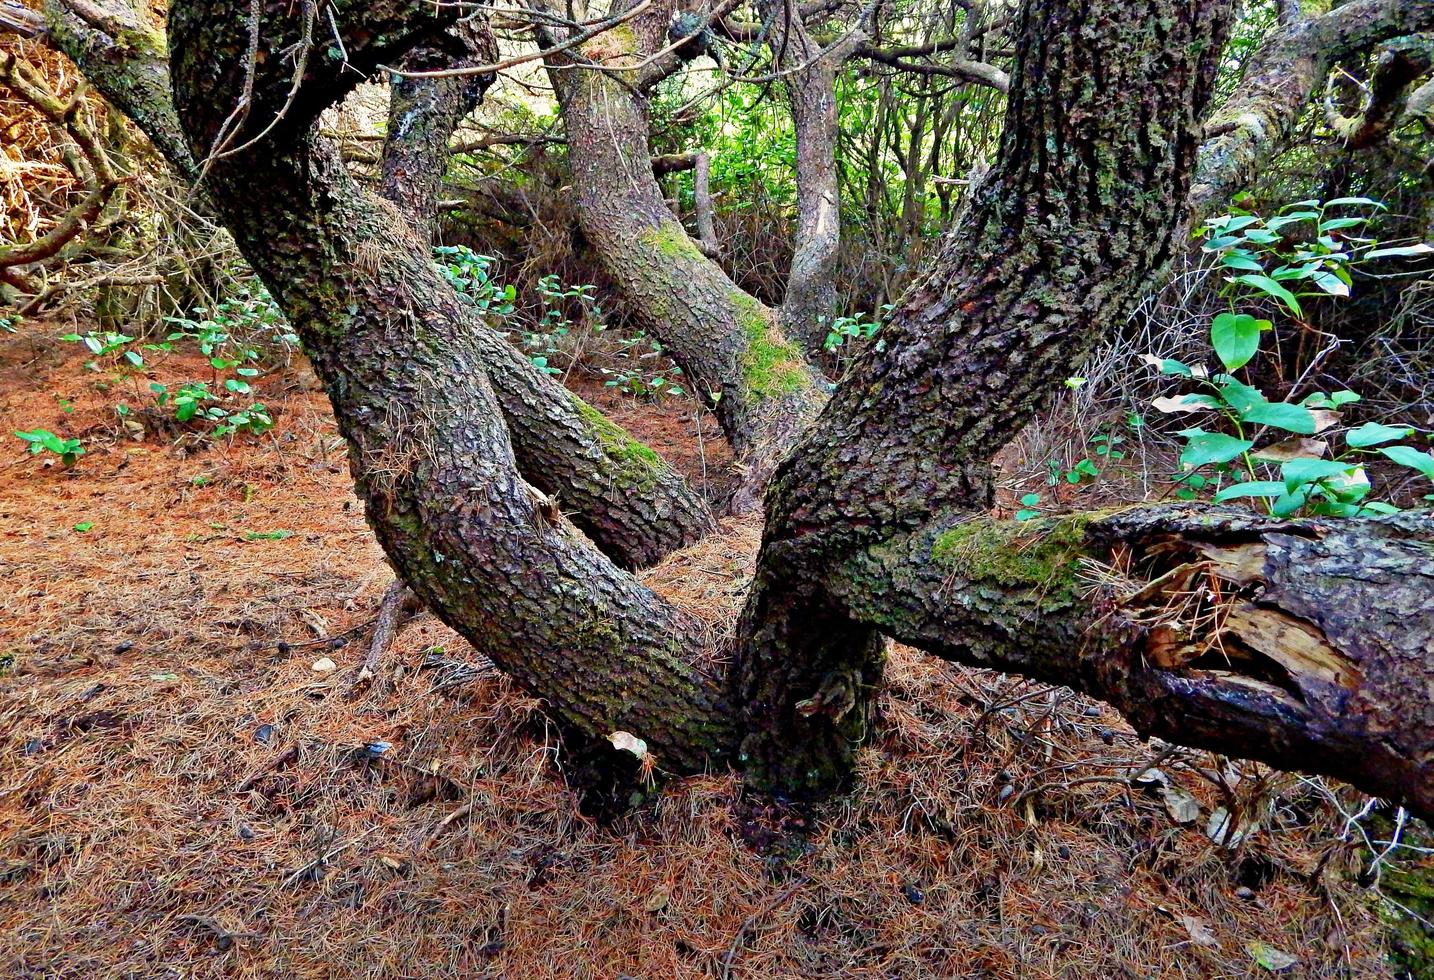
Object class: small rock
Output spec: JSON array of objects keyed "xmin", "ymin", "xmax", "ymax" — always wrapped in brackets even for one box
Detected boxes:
[
  {"xmin": 902, "ymin": 884, "xmax": 924, "ymax": 905},
  {"xmin": 253, "ymin": 724, "xmax": 275, "ymax": 745},
  {"xmin": 997, "ymin": 784, "xmax": 1015, "ymax": 803},
  {"xmin": 1099, "ymin": 728, "xmax": 1114, "ymax": 745},
  {"xmin": 276, "ymin": 641, "xmax": 291, "ymax": 655},
  {"xmin": 1082, "ymin": 705, "xmax": 1102, "ymax": 718},
  {"xmin": 1234, "ymin": 886, "xmax": 1256, "ymax": 901},
  {"xmin": 1057, "ymin": 844, "xmax": 1071, "ymax": 860},
  {"xmin": 238, "ymin": 825, "xmax": 255, "ymax": 841},
  {"xmin": 114, "ymin": 641, "xmax": 134, "ymax": 654},
  {"xmin": 312, "ymin": 657, "xmax": 337, "ymax": 673},
  {"xmin": 21, "ymin": 739, "xmax": 44, "ymax": 756}
]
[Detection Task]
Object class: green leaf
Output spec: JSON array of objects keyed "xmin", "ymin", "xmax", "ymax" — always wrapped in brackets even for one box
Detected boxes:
[
  {"xmin": 242, "ymin": 530, "xmax": 294, "ymax": 541},
  {"xmin": 1019, "ymin": 493, "xmax": 1042, "ymax": 507},
  {"xmin": 1015, "ymin": 509, "xmax": 1040, "ymax": 521},
  {"xmin": 1364, "ymin": 243, "xmax": 1434, "ymax": 260},
  {"xmin": 1214, "ymin": 376, "xmax": 1266, "ymax": 414},
  {"xmin": 72, "ymin": 522, "xmax": 94, "ymax": 533},
  {"xmin": 1281, "ymin": 458, "xmax": 1357, "ymax": 490},
  {"xmin": 1239, "ymin": 401, "xmax": 1317, "ymax": 434},
  {"xmin": 1178, "ymin": 429, "xmax": 1254, "ymax": 469},
  {"xmin": 1381, "ymin": 445, "xmax": 1434, "ymax": 480},
  {"xmin": 1323, "ymin": 196, "xmax": 1384, "ymax": 209},
  {"xmin": 1228, "ymin": 274, "xmax": 1302, "ymax": 316},
  {"xmin": 1345, "ymin": 422, "xmax": 1413, "ymax": 448},
  {"xmin": 1219, "ymin": 253, "xmax": 1265, "ymax": 272},
  {"xmin": 1210, "ymin": 312, "xmax": 1269, "ymax": 371},
  {"xmin": 1213, "ymin": 481, "xmax": 1286, "ymax": 502},
  {"xmin": 1270, "ymin": 491, "xmax": 1308, "ymax": 517}
]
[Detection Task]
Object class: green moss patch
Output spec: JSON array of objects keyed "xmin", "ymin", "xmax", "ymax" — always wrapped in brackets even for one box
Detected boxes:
[
  {"xmin": 735, "ymin": 293, "xmax": 807, "ymax": 400},
  {"xmin": 931, "ymin": 514, "xmax": 1095, "ymax": 602},
  {"xmin": 577, "ymin": 400, "xmax": 667, "ymax": 490}
]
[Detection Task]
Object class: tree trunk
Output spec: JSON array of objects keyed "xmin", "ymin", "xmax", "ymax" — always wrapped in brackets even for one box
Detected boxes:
[
  {"xmin": 758, "ymin": 0, "xmax": 845, "ymax": 355},
  {"xmin": 734, "ymin": 0, "xmax": 1238, "ymax": 796},
  {"xmin": 150, "ymin": 0, "xmax": 1434, "ymax": 821},
  {"xmin": 37, "ymin": 0, "xmax": 716, "ymax": 571},
  {"xmin": 166, "ymin": 0, "xmax": 736, "ymax": 768},
  {"xmin": 545, "ymin": 24, "xmax": 826, "ymax": 508},
  {"xmin": 380, "ymin": 22, "xmax": 497, "ymax": 234},
  {"xmin": 1192, "ymin": 0, "xmax": 1434, "ymax": 216}
]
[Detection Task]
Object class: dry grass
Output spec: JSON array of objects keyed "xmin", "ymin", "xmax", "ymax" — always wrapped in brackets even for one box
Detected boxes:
[{"xmin": 0, "ymin": 320, "xmax": 1413, "ymax": 978}]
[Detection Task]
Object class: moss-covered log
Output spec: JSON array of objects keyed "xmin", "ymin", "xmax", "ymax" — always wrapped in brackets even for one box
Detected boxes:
[{"xmin": 835, "ymin": 506, "xmax": 1434, "ymax": 817}]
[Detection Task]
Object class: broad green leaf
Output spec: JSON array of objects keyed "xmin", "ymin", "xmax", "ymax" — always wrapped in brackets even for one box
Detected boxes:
[
  {"xmin": 1281, "ymin": 458, "xmax": 1357, "ymax": 490},
  {"xmin": 1178, "ymin": 429, "xmax": 1254, "ymax": 469},
  {"xmin": 1213, "ymin": 481, "xmax": 1286, "ymax": 501},
  {"xmin": 1210, "ymin": 312, "xmax": 1269, "ymax": 371},
  {"xmin": 1310, "ymin": 271, "xmax": 1350, "ymax": 297},
  {"xmin": 1381, "ymin": 445, "xmax": 1434, "ymax": 479},
  {"xmin": 1240, "ymin": 401, "xmax": 1317, "ymax": 434},
  {"xmin": 1219, "ymin": 253, "xmax": 1265, "ymax": 272},
  {"xmin": 1345, "ymin": 422, "xmax": 1413, "ymax": 448},
  {"xmin": 1271, "ymin": 491, "xmax": 1308, "ymax": 517},
  {"xmin": 1365, "ymin": 243, "xmax": 1434, "ymax": 260},
  {"xmin": 1214, "ymin": 376, "xmax": 1266, "ymax": 414},
  {"xmin": 1323, "ymin": 196, "xmax": 1384, "ymax": 209},
  {"xmin": 1228, "ymin": 274, "xmax": 1302, "ymax": 316}
]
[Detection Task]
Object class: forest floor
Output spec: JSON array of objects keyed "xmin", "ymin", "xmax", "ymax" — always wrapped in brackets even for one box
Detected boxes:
[{"xmin": 0, "ymin": 319, "xmax": 1422, "ymax": 978}]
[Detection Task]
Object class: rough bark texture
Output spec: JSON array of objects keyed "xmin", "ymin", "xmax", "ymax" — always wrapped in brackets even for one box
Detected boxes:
[
  {"xmin": 1326, "ymin": 35, "xmax": 1434, "ymax": 149},
  {"xmin": 166, "ymin": 0, "xmax": 736, "ymax": 768},
  {"xmin": 545, "ymin": 19, "xmax": 826, "ymax": 507},
  {"xmin": 84, "ymin": 0, "xmax": 1434, "ymax": 820},
  {"xmin": 735, "ymin": 0, "xmax": 1236, "ymax": 796},
  {"xmin": 371, "ymin": 16, "xmax": 719, "ymax": 567},
  {"xmin": 834, "ymin": 506, "xmax": 1434, "ymax": 817},
  {"xmin": 1192, "ymin": 0, "xmax": 1434, "ymax": 216},
  {"xmin": 38, "ymin": 0, "xmax": 198, "ymax": 180}
]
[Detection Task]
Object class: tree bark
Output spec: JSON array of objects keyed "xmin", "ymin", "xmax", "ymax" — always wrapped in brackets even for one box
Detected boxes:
[
  {"xmin": 834, "ymin": 506, "xmax": 1434, "ymax": 817},
  {"xmin": 147, "ymin": 0, "xmax": 1434, "ymax": 822},
  {"xmin": 757, "ymin": 0, "xmax": 846, "ymax": 355},
  {"xmin": 32, "ymin": 0, "xmax": 715, "ymax": 570},
  {"xmin": 380, "ymin": 21, "xmax": 498, "ymax": 235}
]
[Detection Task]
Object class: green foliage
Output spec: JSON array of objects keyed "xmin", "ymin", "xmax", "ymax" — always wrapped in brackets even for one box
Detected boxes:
[
  {"xmin": 434, "ymin": 245, "xmax": 516, "ymax": 316},
  {"xmin": 1149, "ymin": 198, "xmax": 1434, "ymax": 516},
  {"xmin": 14, "ymin": 428, "xmax": 84, "ymax": 465}
]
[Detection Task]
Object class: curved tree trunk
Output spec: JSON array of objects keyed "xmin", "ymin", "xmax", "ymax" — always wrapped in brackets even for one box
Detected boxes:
[
  {"xmin": 1192, "ymin": 0, "xmax": 1434, "ymax": 216},
  {"xmin": 734, "ymin": 0, "xmax": 1238, "ymax": 795},
  {"xmin": 545, "ymin": 25, "xmax": 826, "ymax": 509},
  {"xmin": 166, "ymin": 0, "xmax": 736, "ymax": 767}
]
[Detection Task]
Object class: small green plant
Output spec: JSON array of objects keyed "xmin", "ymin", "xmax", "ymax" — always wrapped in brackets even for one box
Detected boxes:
[
  {"xmin": 1149, "ymin": 198, "xmax": 1433, "ymax": 516},
  {"xmin": 14, "ymin": 429, "xmax": 84, "ymax": 465},
  {"xmin": 0, "ymin": 315, "xmax": 17, "ymax": 334},
  {"xmin": 434, "ymin": 245, "xmax": 516, "ymax": 316},
  {"xmin": 601, "ymin": 332, "xmax": 686, "ymax": 398}
]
